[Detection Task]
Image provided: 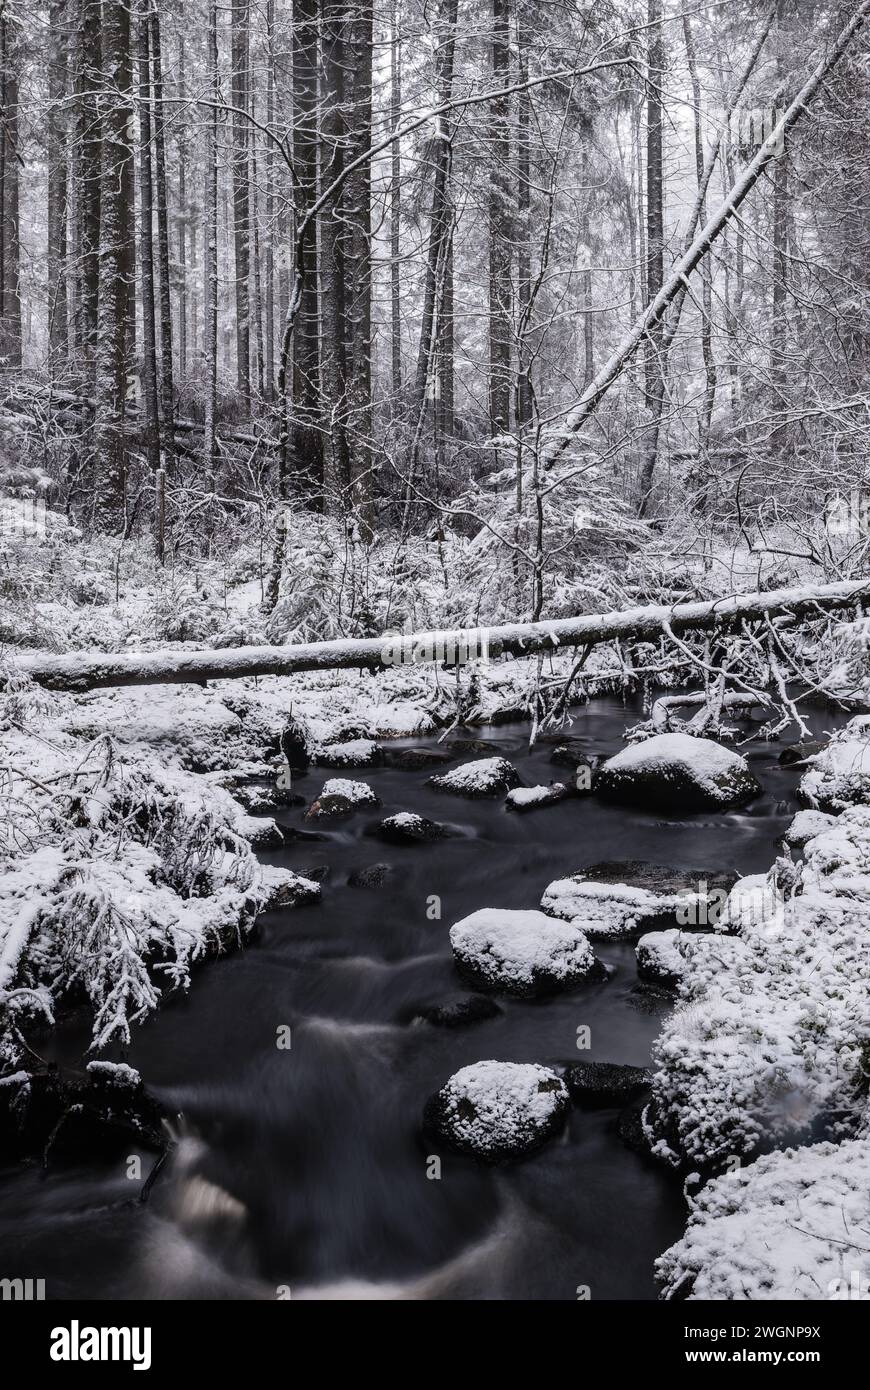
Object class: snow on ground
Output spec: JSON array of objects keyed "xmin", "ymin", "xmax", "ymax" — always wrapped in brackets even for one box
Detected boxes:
[
  {"xmin": 658, "ymin": 1139, "xmax": 870, "ymax": 1300},
  {"xmin": 424, "ymin": 1060, "xmax": 569, "ymax": 1160},
  {"xmin": 449, "ymin": 907, "xmax": 596, "ymax": 994}
]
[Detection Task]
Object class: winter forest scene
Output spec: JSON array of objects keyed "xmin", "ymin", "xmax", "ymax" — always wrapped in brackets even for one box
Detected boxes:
[{"xmin": 2, "ymin": 0, "xmax": 870, "ymax": 1314}]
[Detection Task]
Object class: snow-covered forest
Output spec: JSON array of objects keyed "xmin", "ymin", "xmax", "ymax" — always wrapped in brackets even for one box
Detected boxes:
[{"xmin": 2, "ymin": 0, "xmax": 870, "ymax": 1311}]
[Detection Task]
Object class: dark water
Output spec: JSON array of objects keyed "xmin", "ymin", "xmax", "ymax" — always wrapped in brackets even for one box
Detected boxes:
[{"xmin": 0, "ymin": 695, "xmax": 845, "ymax": 1300}]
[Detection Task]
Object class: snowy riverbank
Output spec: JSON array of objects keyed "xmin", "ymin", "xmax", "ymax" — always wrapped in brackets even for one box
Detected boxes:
[{"xmin": 652, "ymin": 718, "xmax": 870, "ymax": 1299}]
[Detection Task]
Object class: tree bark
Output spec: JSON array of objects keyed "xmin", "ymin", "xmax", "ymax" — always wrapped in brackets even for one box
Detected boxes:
[
  {"xmin": 0, "ymin": 3, "xmax": 22, "ymax": 370},
  {"xmin": 137, "ymin": 0, "xmax": 160, "ymax": 475},
  {"xmin": 149, "ymin": 0, "xmax": 176, "ymax": 470},
  {"xmin": 231, "ymin": 0, "xmax": 251, "ymax": 409},
  {"xmin": 202, "ymin": 0, "xmax": 219, "ymax": 486},
  {"xmin": 487, "ymin": 0, "xmax": 511, "ymax": 434},
  {"xmin": 93, "ymin": 0, "xmax": 135, "ymax": 529},
  {"xmin": 47, "ymin": 0, "xmax": 69, "ymax": 360},
  {"xmin": 638, "ymin": 0, "xmax": 664, "ymax": 515},
  {"xmin": 74, "ymin": 0, "xmax": 102, "ymax": 386},
  {"xmin": 291, "ymin": 0, "xmax": 323, "ymax": 502}
]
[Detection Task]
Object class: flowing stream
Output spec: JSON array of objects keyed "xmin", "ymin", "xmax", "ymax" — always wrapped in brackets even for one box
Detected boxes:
[{"xmin": 0, "ymin": 695, "xmax": 846, "ymax": 1300}]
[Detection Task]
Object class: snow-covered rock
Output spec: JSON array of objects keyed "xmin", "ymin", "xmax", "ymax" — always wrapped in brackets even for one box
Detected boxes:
[
  {"xmin": 716, "ymin": 872, "xmax": 786, "ymax": 935},
  {"xmin": 449, "ymin": 907, "xmax": 598, "ymax": 995},
  {"xmin": 505, "ymin": 782, "xmax": 568, "ymax": 811},
  {"xmin": 638, "ymin": 928, "xmax": 750, "ymax": 989},
  {"xmin": 374, "ymin": 811, "xmax": 448, "ymax": 844},
  {"xmin": 636, "ymin": 929, "xmax": 690, "ymax": 986},
  {"xmin": 657, "ymin": 1139, "xmax": 870, "ymax": 1300},
  {"xmin": 429, "ymin": 756, "xmax": 520, "ymax": 797},
  {"xmin": 783, "ymin": 808, "xmax": 837, "ymax": 851},
  {"xmin": 564, "ymin": 1061, "xmax": 651, "ymax": 1107},
  {"xmin": 541, "ymin": 861, "xmax": 735, "ymax": 939},
  {"xmin": 424, "ymin": 1061, "xmax": 569, "ymax": 1160},
  {"xmin": 799, "ymin": 716, "xmax": 870, "ymax": 811},
  {"xmin": 315, "ymin": 738, "xmax": 381, "ymax": 769},
  {"xmin": 319, "ymin": 777, "xmax": 378, "ymax": 805},
  {"xmin": 595, "ymin": 733, "xmax": 760, "ymax": 812},
  {"xmin": 306, "ymin": 778, "xmax": 379, "ymax": 820}
]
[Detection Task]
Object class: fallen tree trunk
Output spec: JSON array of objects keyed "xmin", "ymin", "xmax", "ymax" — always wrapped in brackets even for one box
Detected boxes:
[{"xmin": 15, "ymin": 579, "xmax": 870, "ymax": 692}]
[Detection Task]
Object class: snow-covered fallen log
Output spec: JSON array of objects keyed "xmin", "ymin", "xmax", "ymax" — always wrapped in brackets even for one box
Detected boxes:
[{"xmin": 15, "ymin": 578, "xmax": 870, "ymax": 692}]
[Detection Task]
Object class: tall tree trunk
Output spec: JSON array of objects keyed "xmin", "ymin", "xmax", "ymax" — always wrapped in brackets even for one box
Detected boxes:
[
  {"xmin": 683, "ymin": 11, "xmax": 716, "ymax": 454},
  {"xmin": 638, "ymin": 0, "xmax": 665, "ymax": 516},
  {"xmin": 176, "ymin": 33, "xmax": 188, "ymax": 382},
  {"xmin": 203, "ymin": 0, "xmax": 218, "ymax": 486},
  {"xmin": 341, "ymin": 0, "xmax": 374, "ymax": 520},
  {"xmin": 93, "ymin": 0, "xmax": 135, "ymax": 530},
  {"xmin": 231, "ymin": 0, "xmax": 251, "ymax": 409},
  {"xmin": 319, "ymin": 2, "xmax": 351, "ymax": 502},
  {"xmin": 580, "ymin": 152, "xmax": 594, "ymax": 389},
  {"xmin": 149, "ymin": 0, "xmax": 176, "ymax": 470},
  {"xmin": 47, "ymin": 0, "xmax": 69, "ymax": 362},
  {"xmin": 515, "ymin": 32, "xmax": 532, "ymax": 427},
  {"xmin": 264, "ymin": 0, "xmax": 275, "ymax": 398},
  {"xmin": 413, "ymin": 0, "xmax": 457, "ymax": 414},
  {"xmin": 74, "ymin": 0, "xmax": 101, "ymax": 384},
  {"xmin": 0, "ymin": 3, "xmax": 22, "ymax": 371},
  {"xmin": 487, "ymin": 0, "xmax": 511, "ymax": 434},
  {"xmin": 292, "ymin": 0, "xmax": 323, "ymax": 502},
  {"xmin": 137, "ymin": 0, "xmax": 160, "ymax": 475},
  {"xmin": 389, "ymin": 0, "xmax": 401, "ymax": 401}
]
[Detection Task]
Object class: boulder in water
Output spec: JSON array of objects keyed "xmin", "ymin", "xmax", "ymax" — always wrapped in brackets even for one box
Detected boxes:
[
  {"xmin": 424, "ymin": 1060, "xmax": 569, "ymax": 1161},
  {"xmin": 374, "ymin": 812, "xmax": 449, "ymax": 844},
  {"xmin": 316, "ymin": 738, "xmax": 382, "ymax": 769},
  {"xmin": 348, "ymin": 862, "xmax": 394, "ymax": 889},
  {"xmin": 505, "ymin": 782, "xmax": 570, "ymax": 811},
  {"xmin": 449, "ymin": 907, "xmax": 600, "ymax": 995},
  {"xmin": 565, "ymin": 1061, "xmax": 652, "ymax": 1107},
  {"xmin": 413, "ymin": 995, "xmax": 502, "ymax": 1028},
  {"xmin": 429, "ymin": 756, "xmax": 520, "ymax": 798},
  {"xmin": 541, "ymin": 861, "xmax": 738, "ymax": 939},
  {"xmin": 595, "ymin": 733, "xmax": 760, "ymax": 812}
]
